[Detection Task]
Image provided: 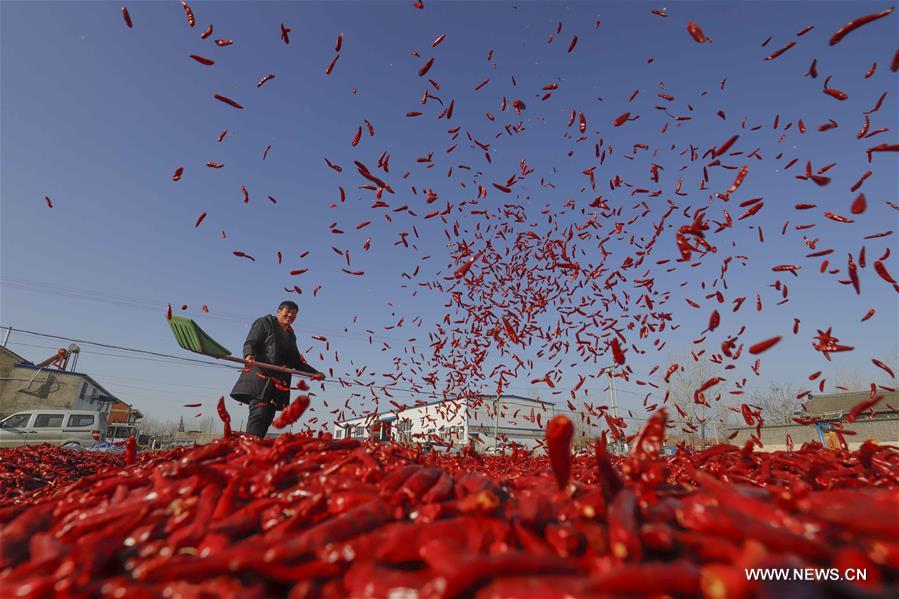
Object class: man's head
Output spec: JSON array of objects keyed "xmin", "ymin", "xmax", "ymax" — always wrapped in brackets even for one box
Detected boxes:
[{"xmin": 276, "ymin": 300, "xmax": 298, "ymax": 328}]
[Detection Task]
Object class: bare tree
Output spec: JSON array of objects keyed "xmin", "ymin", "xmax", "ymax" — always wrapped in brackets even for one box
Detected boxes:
[
  {"xmin": 195, "ymin": 416, "xmax": 216, "ymax": 433},
  {"xmin": 663, "ymin": 350, "xmax": 734, "ymax": 447},
  {"xmin": 750, "ymin": 382, "xmax": 802, "ymax": 424},
  {"xmin": 138, "ymin": 416, "xmax": 180, "ymax": 436},
  {"xmin": 827, "ymin": 369, "xmax": 869, "ymax": 393}
]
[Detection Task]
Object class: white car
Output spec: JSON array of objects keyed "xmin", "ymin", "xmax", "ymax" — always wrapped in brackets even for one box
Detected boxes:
[{"xmin": 0, "ymin": 409, "xmax": 107, "ymax": 449}]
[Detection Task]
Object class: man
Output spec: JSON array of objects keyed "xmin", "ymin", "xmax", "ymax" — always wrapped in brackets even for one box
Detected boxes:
[{"xmin": 230, "ymin": 301, "xmax": 325, "ymax": 437}]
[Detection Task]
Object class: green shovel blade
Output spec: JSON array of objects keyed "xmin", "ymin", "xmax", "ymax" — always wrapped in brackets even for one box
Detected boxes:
[{"xmin": 168, "ymin": 316, "xmax": 232, "ymax": 358}]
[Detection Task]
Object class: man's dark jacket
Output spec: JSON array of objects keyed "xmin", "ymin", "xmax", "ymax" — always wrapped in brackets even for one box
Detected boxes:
[{"xmin": 230, "ymin": 315, "xmax": 320, "ymax": 410}]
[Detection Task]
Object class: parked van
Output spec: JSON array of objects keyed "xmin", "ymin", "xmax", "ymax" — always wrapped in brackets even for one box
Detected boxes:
[
  {"xmin": 0, "ymin": 409, "xmax": 107, "ymax": 449},
  {"xmin": 106, "ymin": 424, "xmax": 138, "ymax": 443}
]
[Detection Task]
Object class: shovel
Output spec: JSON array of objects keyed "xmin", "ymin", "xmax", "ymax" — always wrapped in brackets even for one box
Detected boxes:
[{"xmin": 168, "ymin": 316, "xmax": 317, "ymax": 379}]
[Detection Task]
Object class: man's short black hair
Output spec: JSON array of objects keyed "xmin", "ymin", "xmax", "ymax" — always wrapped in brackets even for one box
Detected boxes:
[{"xmin": 278, "ymin": 300, "xmax": 299, "ymax": 312}]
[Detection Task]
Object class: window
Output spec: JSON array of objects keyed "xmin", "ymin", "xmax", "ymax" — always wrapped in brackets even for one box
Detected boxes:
[
  {"xmin": 1, "ymin": 414, "xmax": 31, "ymax": 429},
  {"xmin": 79, "ymin": 383, "xmax": 88, "ymax": 400},
  {"xmin": 109, "ymin": 427, "xmax": 134, "ymax": 440},
  {"xmin": 34, "ymin": 414, "xmax": 64, "ymax": 428},
  {"xmin": 67, "ymin": 414, "xmax": 95, "ymax": 428},
  {"xmin": 354, "ymin": 425, "xmax": 364, "ymax": 438},
  {"xmin": 335, "ymin": 429, "xmax": 343, "ymax": 439}
]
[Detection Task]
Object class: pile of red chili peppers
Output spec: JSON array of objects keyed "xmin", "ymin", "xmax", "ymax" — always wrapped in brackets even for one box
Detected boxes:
[
  {"xmin": 1, "ymin": 411, "xmax": 897, "ymax": 598},
  {"xmin": 0, "ymin": 445, "xmax": 124, "ymax": 505}
]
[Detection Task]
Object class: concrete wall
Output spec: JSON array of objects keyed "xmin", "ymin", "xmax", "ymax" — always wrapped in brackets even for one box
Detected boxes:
[
  {"xmin": 0, "ymin": 349, "xmax": 112, "ymax": 419},
  {"xmin": 403, "ymin": 399, "xmax": 467, "ymax": 445},
  {"xmin": 728, "ymin": 417, "xmax": 899, "ymax": 452},
  {"xmin": 0, "ymin": 368, "xmax": 80, "ymax": 419},
  {"xmin": 334, "ymin": 395, "xmax": 554, "ymax": 450},
  {"xmin": 466, "ymin": 396, "xmax": 552, "ymax": 451}
]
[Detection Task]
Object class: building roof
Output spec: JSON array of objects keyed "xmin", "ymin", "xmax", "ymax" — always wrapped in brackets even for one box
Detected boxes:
[
  {"xmin": 0, "ymin": 345, "xmax": 29, "ymax": 365},
  {"xmin": 806, "ymin": 390, "xmax": 898, "ymax": 417},
  {"xmin": 13, "ymin": 363, "xmax": 122, "ymax": 404}
]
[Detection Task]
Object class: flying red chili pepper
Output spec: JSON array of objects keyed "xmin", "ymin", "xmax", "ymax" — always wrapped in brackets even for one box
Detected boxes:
[
  {"xmin": 454, "ymin": 251, "xmax": 482, "ymax": 278},
  {"xmin": 502, "ymin": 317, "xmax": 519, "ymax": 344},
  {"xmin": 545, "ymin": 415, "xmax": 573, "ymax": 489},
  {"xmin": 121, "ymin": 6, "xmax": 133, "ymax": 28},
  {"xmin": 714, "ymin": 134, "xmax": 739, "ymax": 157},
  {"xmin": 325, "ymin": 54, "xmax": 340, "ymax": 74},
  {"xmin": 686, "ymin": 22, "xmax": 707, "ymax": 43},
  {"xmin": 749, "ymin": 336, "xmax": 781, "ymax": 354},
  {"xmin": 613, "ymin": 112, "xmax": 630, "ymax": 127},
  {"xmin": 610, "ymin": 338, "xmax": 626, "ymax": 365},
  {"xmin": 181, "ymin": 0, "xmax": 195, "ymax": 27},
  {"xmin": 272, "ymin": 395, "xmax": 310, "ymax": 429},
  {"xmin": 216, "ymin": 396, "xmax": 232, "ymax": 438},
  {"xmin": 694, "ymin": 377, "xmax": 724, "ymax": 403},
  {"xmin": 764, "ymin": 40, "xmax": 796, "ymax": 61},
  {"xmin": 829, "ymin": 7, "xmax": 894, "ymax": 45},
  {"xmin": 873, "ymin": 260, "xmax": 896, "ymax": 284},
  {"xmin": 871, "ymin": 358, "xmax": 895, "ymax": 379},
  {"xmin": 418, "ymin": 58, "xmax": 434, "ymax": 77},
  {"xmin": 213, "ymin": 93, "xmax": 243, "ymax": 109},
  {"xmin": 805, "ymin": 58, "xmax": 818, "ymax": 78},
  {"xmin": 824, "ymin": 212, "xmax": 854, "ymax": 223},
  {"xmin": 190, "ymin": 54, "xmax": 214, "ymax": 65}
]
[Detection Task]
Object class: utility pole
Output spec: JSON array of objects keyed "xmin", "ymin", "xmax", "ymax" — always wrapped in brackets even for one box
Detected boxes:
[
  {"xmin": 607, "ymin": 366, "xmax": 621, "ymax": 454},
  {"xmin": 609, "ymin": 369, "xmax": 619, "ymax": 421},
  {"xmin": 493, "ymin": 393, "xmax": 500, "ymax": 452}
]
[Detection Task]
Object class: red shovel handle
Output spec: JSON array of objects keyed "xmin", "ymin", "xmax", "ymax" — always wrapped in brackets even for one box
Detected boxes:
[{"xmin": 221, "ymin": 355, "xmax": 317, "ymax": 378}]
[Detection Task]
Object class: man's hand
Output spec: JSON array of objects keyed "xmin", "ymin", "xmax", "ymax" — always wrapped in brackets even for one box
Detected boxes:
[
  {"xmin": 244, "ymin": 355, "xmax": 256, "ymax": 368},
  {"xmin": 312, "ymin": 372, "xmax": 326, "ymax": 381}
]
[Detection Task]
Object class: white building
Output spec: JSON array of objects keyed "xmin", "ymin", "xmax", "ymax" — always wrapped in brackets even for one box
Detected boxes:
[{"xmin": 334, "ymin": 394, "xmax": 557, "ymax": 452}]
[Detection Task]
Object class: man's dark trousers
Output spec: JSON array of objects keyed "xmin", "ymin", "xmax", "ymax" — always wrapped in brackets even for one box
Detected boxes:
[{"xmin": 247, "ymin": 402, "xmax": 276, "ymax": 438}]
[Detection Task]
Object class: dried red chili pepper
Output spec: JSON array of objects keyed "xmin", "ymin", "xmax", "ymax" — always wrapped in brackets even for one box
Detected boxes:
[
  {"xmin": 829, "ymin": 7, "xmax": 894, "ymax": 45},
  {"xmin": 686, "ymin": 22, "xmax": 707, "ymax": 43},
  {"xmin": 121, "ymin": 6, "xmax": 133, "ymax": 28},
  {"xmin": 545, "ymin": 415, "xmax": 573, "ymax": 490}
]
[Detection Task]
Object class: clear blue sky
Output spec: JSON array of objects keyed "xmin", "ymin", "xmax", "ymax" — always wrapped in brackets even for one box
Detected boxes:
[{"xmin": 2, "ymin": 1, "xmax": 896, "ymax": 432}]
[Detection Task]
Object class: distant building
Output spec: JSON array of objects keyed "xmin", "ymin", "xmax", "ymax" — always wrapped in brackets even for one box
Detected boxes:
[
  {"xmin": 727, "ymin": 389, "xmax": 898, "ymax": 451},
  {"xmin": 0, "ymin": 345, "xmax": 141, "ymax": 424},
  {"xmin": 334, "ymin": 394, "xmax": 558, "ymax": 452}
]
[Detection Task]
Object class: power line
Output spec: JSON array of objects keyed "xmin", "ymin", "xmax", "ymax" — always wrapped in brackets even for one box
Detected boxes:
[
  {"xmin": 7, "ymin": 340, "xmax": 237, "ymax": 369},
  {"xmin": 1, "ymin": 276, "xmax": 415, "ymax": 344},
  {"xmin": 7, "ymin": 328, "xmax": 242, "ymax": 368},
  {"xmin": 3, "ymin": 327, "xmax": 658, "ymax": 410}
]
